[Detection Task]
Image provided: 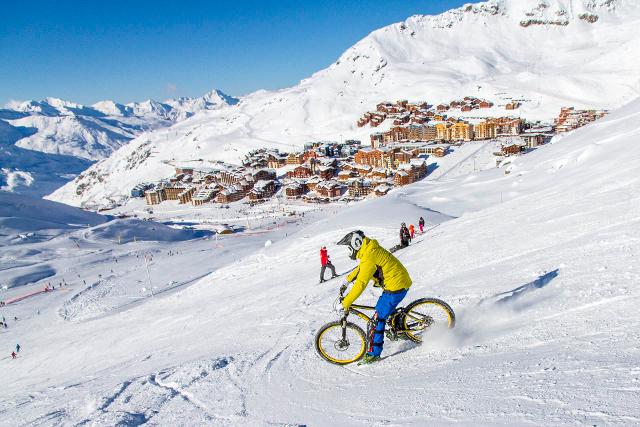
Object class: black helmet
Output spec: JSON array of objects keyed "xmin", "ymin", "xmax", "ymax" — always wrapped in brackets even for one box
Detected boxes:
[
  {"xmin": 337, "ymin": 230, "xmax": 365, "ymax": 260},
  {"xmin": 401, "ymin": 222, "xmax": 406, "ymax": 227}
]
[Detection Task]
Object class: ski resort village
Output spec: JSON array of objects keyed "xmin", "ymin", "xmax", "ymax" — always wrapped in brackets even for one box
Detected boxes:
[
  {"xmin": 2, "ymin": 0, "xmax": 640, "ymax": 425},
  {"xmin": 127, "ymin": 103, "xmax": 605, "ymax": 214}
]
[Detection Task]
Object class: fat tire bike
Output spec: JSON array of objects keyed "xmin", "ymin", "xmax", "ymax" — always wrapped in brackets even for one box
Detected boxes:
[{"xmin": 315, "ymin": 285, "xmax": 455, "ymax": 365}]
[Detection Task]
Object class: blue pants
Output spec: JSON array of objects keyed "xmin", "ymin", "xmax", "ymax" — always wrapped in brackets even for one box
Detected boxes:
[{"xmin": 368, "ymin": 289, "xmax": 408, "ymax": 357}]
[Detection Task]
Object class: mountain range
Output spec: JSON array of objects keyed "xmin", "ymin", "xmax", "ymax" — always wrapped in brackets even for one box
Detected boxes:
[{"xmin": 0, "ymin": 90, "xmax": 237, "ymax": 196}]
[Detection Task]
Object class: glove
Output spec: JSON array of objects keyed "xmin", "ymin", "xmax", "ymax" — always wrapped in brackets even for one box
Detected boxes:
[{"xmin": 339, "ymin": 283, "xmax": 347, "ymax": 295}]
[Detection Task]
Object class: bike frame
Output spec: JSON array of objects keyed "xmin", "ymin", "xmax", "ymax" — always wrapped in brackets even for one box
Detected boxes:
[{"xmin": 344, "ymin": 303, "xmax": 417, "ymax": 335}]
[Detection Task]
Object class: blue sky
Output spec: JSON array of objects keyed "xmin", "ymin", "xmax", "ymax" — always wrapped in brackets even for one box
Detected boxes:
[{"xmin": 0, "ymin": 1, "xmax": 470, "ymax": 105}]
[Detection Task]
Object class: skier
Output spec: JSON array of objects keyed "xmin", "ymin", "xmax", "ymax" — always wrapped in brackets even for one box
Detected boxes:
[
  {"xmin": 16, "ymin": 344, "xmax": 20, "ymax": 353},
  {"xmin": 338, "ymin": 230, "xmax": 412, "ymax": 364},
  {"xmin": 409, "ymin": 224, "xmax": 415, "ymax": 240},
  {"xmin": 399, "ymin": 223, "xmax": 411, "ymax": 248},
  {"xmin": 419, "ymin": 217, "xmax": 425, "ymax": 234},
  {"xmin": 11, "ymin": 351, "xmax": 17, "ymax": 359},
  {"xmin": 319, "ymin": 246, "xmax": 338, "ymax": 283}
]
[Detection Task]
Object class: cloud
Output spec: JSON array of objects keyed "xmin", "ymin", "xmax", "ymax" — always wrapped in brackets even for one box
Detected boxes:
[{"xmin": 165, "ymin": 83, "xmax": 177, "ymax": 94}]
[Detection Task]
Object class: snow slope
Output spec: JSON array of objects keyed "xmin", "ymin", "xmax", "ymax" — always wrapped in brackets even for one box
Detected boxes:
[
  {"xmin": 2, "ymin": 94, "xmax": 640, "ymax": 424},
  {"xmin": 49, "ymin": 0, "xmax": 640, "ymax": 208},
  {"xmin": 0, "ymin": 90, "xmax": 237, "ymax": 196}
]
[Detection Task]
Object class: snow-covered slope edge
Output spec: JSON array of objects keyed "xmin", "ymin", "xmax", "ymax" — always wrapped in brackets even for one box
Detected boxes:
[
  {"xmin": 49, "ymin": 0, "xmax": 640, "ymax": 208},
  {"xmin": 4, "ymin": 97, "xmax": 640, "ymax": 423}
]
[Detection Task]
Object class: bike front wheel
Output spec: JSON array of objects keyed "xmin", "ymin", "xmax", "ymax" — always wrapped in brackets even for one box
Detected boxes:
[
  {"xmin": 315, "ymin": 320, "xmax": 367, "ymax": 365},
  {"xmin": 403, "ymin": 298, "xmax": 456, "ymax": 343}
]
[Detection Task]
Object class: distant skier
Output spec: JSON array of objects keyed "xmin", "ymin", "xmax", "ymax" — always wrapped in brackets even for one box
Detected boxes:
[
  {"xmin": 16, "ymin": 344, "xmax": 20, "ymax": 353},
  {"xmin": 409, "ymin": 224, "xmax": 415, "ymax": 240},
  {"xmin": 11, "ymin": 351, "xmax": 17, "ymax": 359},
  {"xmin": 319, "ymin": 246, "xmax": 338, "ymax": 283},
  {"xmin": 418, "ymin": 217, "xmax": 425, "ymax": 234},
  {"xmin": 399, "ymin": 223, "xmax": 411, "ymax": 248}
]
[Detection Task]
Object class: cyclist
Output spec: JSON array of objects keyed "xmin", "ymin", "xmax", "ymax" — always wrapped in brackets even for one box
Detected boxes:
[{"xmin": 337, "ymin": 230, "xmax": 412, "ymax": 364}]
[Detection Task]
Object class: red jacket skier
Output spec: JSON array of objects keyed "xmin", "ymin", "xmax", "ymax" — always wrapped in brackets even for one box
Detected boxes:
[{"xmin": 320, "ymin": 246, "xmax": 338, "ymax": 283}]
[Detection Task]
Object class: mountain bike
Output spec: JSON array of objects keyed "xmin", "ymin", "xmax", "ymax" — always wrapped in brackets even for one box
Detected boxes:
[{"xmin": 315, "ymin": 284, "xmax": 455, "ymax": 365}]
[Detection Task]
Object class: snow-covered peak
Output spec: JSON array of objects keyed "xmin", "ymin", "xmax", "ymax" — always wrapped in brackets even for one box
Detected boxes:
[{"xmin": 91, "ymin": 100, "xmax": 130, "ymax": 117}]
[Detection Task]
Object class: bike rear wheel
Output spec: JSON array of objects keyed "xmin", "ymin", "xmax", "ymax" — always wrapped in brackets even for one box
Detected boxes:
[
  {"xmin": 315, "ymin": 321, "xmax": 367, "ymax": 365},
  {"xmin": 402, "ymin": 298, "xmax": 455, "ymax": 343}
]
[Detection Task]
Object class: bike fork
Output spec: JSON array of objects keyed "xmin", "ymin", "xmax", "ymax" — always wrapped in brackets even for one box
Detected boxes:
[{"xmin": 341, "ymin": 316, "xmax": 348, "ymax": 341}]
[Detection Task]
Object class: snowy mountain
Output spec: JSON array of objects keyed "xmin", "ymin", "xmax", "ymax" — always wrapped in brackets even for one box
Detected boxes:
[
  {"xmin": 2, "ymin": 92, "xmax": 640, "ymax": 424},
  {"xmin": 0, "ymin": 90, "xmax": 237, "ymax": 196},
  {"xmin": 49, "ymin": 0, "xmax": 640, "ymax": 208}
]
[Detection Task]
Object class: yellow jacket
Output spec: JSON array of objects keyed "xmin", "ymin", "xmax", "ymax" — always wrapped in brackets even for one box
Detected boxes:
[{"xmin": 342, "ymin": 238, "xmax": 412, "ymax": 309}]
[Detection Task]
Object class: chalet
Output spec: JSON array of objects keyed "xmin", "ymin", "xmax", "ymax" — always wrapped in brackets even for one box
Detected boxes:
[
  {"xmin": 317, "ymin": 166, "xmax": 335, "ymax": 180},
  {"xmin": 505, "ymin": 102, "xmax": 521, "ymax": 110},
  {"xmin": 374, "ymin": 184, "xmax": 391, "ymax": 197},
  {"xmin": 145, "ymin": 189, "xmax": 165, "ymax": 205},
  {"xmin": 392, "ymin": 114, "xmax": 410, "ymax": 126},
  {"xmin": 237, "ymin": 178, "xmax": 254, "ymax": 194},
  {"xmin": 285, "ymin": 183, "xmax": 306, "ymax": 199},
  {"xmin": 287, "ymin": 165, "xmax": 312, "ymax": 179},
  {"xmin": 393, "ymin": 170, "xmax": 413, "ymax": 187},
  {"xmin": 178, "ymin": 187, "xmax": 195, "ymax": 204},
  {"xmin": 354, "ymin": 164, "xmax": 373, "ymax": 177},
  {"xmin": 376, "ymin": 102, "xmax": 393, "ymax": 112},
  {"xmin": 286, "ymin": 152, "xmax": 305, "ymax": 165},
  {"xmin": 409, "ymin": 159, "xmax": 427, "ymax": 179},
  {"xmin": 267, "ymin": 154, "xmax": 288, "ymax": 169},
  {"xmin": 192, "ymin": 188, "xmax": 217, "ymax": 206},
  {"xmin": 337, "ymin": 170, "xmax": 356, "ymax": 181},
  {"xmin": 501, "ymin": 142, "xmax": 525, "ymax": 156},
  {"xmin": 348, "ymin": 179, "xmax": 372, "ymax": 198},
  {"xmin": 253, "ymin": 168, "xmax": 277, "ymax": 182},
  {"xmin": 369, "ymin": 168, "xmax": 388, "ymax": 180},
  {"xmin": 216, "ymin": 186, "xmax": 244, "ymax": 203},
  {"xmin": 393, "ymin": 150, "xmax": 413, "ymax": 167},
  {"xmin": 303, "ymin": 150, "xmax": 321, "ymax": 163},
  {"xmin": 479, "ymin": 101, "xmax": 493, "ymax": 109},
  {"xmin": 305, "ymin": 176, "xmax": 322, "ymax": 191},
  {"xmin": 316, "ymin": 180, "xmax": 343, "ymax": 199},
  {"xmin": 250, "ymin": 179, "xmax": 276, "ymax": 200},
  {"xmin": 420, "ymin": 144, "xmax": 450, "ymax": 157}
]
